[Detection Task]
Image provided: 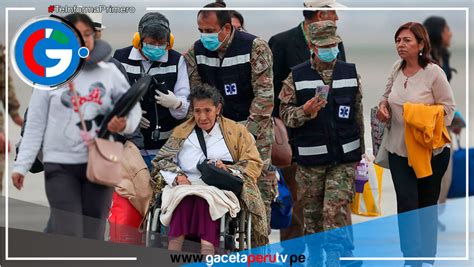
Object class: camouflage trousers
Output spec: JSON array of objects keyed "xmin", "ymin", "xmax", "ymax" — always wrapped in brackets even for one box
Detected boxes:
[
  {"xmin": 240, "ymin": 118, "xmax": 276, "ymax": 236},
  {"xmin": 256, "ymin": 142, "xmax": 277, "ymax": 235},
  {"xmin": 296, "ymin": 162, "xmax": 355, "ymax": 252}
]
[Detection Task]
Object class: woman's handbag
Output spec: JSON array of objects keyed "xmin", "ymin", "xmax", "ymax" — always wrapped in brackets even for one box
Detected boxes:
[
  {"xmin": 371, "ymin": 106, "xmax": 390, "ymax": 169},
  {"xmin": 271, "ymin": 117, "xmax": 292, "ymax": 168},
  {"xmin": 374, "ymin": 131, "xmax": 390, "ymax": 169},
  {"xmin": 195, "ymin": 126, "xmax": 243, "ymax": 196},
  {"xmin": 87, "ymin": 138, "xmax": 124, "ymax": 186},
  {"xmin": 69, "ymin": 82, "xmax": 123, "ymax": 187}
]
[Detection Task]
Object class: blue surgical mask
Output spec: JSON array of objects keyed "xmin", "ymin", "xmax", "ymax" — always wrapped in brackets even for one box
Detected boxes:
[
  {"xmin": 317, "ymin": 46, "xmax": 339, "ymax": 62},
  {"xmin": 142, "ymin": 43, "xmax": 167, "ymax": 61},
  {"xmin": 200, "ymin": 29, "xmax": 223, "ymax": 51}
]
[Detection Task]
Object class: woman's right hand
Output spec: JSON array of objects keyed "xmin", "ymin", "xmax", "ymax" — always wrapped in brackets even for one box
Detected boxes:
[
  {"xmin": 377, "ymin": 101, "xmax": 391, "ymax": 122},
  {"xmin": 176, "ymin": 175, "xmax": 191, "ymax": 185},
  {"xmin": 12, "ymin": 172, "xmax": 25, "ymax": 190}
]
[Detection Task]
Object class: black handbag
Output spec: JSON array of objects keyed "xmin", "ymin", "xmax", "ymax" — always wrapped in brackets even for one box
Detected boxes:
[{"xmin": 195, "ymin": 126, "xmax": 243, "ymax": 196}]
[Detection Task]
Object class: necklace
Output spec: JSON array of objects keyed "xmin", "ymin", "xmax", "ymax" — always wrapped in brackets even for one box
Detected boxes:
[{"xmin": 402, "ymin": 67, "xmax": 421, "ymax": 89}]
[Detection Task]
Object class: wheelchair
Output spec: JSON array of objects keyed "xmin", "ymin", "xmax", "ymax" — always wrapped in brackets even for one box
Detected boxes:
[{"xmin": 144, "ymin": 192, "xmax": 252, "ymax": 252}]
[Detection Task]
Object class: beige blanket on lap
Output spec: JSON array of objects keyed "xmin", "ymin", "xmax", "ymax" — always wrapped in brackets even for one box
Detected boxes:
[{"xmin": 159, "ymin": 183, "xmax": 241, "ymax": 226}]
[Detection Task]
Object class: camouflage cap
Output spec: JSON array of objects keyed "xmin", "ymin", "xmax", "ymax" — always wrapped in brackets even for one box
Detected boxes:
[{"xmin": 308, "ymin": 20, "xmax": 342, "ymax": 47}]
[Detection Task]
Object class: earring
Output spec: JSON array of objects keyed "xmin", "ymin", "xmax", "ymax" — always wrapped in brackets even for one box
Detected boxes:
[{"xmin": 419, "ymin": 50, "xmax": 423, "ymax": 56}]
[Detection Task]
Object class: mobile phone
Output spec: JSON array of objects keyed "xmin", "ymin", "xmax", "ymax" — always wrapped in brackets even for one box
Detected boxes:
[{"xmin": 315, "ymin": 85, "xmax": 330, "ymax": 101}]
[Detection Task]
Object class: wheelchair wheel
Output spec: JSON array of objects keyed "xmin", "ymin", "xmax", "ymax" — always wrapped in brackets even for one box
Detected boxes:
[{"xmin": 144, "ymin": 193, "xmax": 168, "ymax": 248}]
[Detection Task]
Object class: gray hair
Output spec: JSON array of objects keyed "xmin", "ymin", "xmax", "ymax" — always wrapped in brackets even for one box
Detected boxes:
[
  {"xmin": 138, "ymin": 12, "xmax": 170, "ymax": 41},
  {"xmin": 188, "ymin": 84, "xmax": 224, "ymax": 108}
]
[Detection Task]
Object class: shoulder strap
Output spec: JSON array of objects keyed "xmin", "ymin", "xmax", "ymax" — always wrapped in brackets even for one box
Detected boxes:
[
  {"xmin": 382, "ymin": 60, "xmax": 402, "ymax": 101},
  {"xmin": 68, "ymin": 82, "xmax": 87, "ymax": 131},
  {"xmin": 195, "ymin": 126, "xmax": 208, "ymax": 158}
]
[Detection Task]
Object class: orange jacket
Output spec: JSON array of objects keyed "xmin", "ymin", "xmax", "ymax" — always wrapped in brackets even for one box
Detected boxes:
[{"xmin": 403, "ymin": 103, "xmax": 451, "ymax": 178}]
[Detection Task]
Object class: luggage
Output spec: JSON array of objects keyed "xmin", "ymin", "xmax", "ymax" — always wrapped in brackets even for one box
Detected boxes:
[
  {"xmin": 270, "ymin": 168, "xmax": 293, "ymax": 229},
  {"xmin": 447, "ymin": 140, "xmax": 474, "ymax": 198}
]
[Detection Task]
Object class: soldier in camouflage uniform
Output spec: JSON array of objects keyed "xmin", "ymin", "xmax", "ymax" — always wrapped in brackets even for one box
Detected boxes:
[
  {"xmin": 184, "ymin": 2, "xmax": 276, "ymax": 235},
  {"xmin": 279, "ymin": 21, "xmax": 364, "ymax": 267},
  {"xmin": 0, "ymin": 44, "xmax": 23, "ymax": 193}
]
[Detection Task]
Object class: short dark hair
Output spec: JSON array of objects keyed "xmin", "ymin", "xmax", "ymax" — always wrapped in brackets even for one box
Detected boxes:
[
  {"xmin": 303, "ymin": 10, "xmax": 316, "ymax": 20},
  {"xmin": 188, "ymin": 84, "xmax": 224, "ymax": 108},
  {"xmin": 197, "ymin": 2, "xmax": 231, "ymax": 28},
  {"xmin": 230, "ymin": 10, "xmax": 245, "ymax": 30},
  {"xmin": 395, "ymin": 22, "xmax": 433, "ymax": 69},
  {"xmin": 64, "ymin": 13, "xmax": 96, "ymax": 33}
]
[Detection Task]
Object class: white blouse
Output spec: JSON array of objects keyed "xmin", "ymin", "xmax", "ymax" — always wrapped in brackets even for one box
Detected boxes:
[
  {"xmin": 160, "ymin": 122, "xmax": 234, "ymax": 185},
  {"xmin": 385, "ymin": 63, "xmax": 456, "ymax": 157}
]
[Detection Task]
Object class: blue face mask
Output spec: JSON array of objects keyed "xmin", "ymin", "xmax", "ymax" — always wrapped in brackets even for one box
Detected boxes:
[
  {"xmin": 317, "ymin": 46, "xmax": 339, "ymax": 62},
  {"xmin": 200, "ymin": 29, "xmax": 223, "ymax": 51},
  {"xmin": 142, "ymin": 43, "xmax": 167, "ymax": 61}
]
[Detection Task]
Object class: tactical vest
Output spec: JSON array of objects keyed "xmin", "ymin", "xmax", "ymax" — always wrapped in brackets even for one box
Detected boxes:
[
  {"xmin": 194, "ymin": 30, "xmax": 256, "ymax": 122},
  {"xmin": 291, "ymin": 60, "xmax": 362, "ymax": 167},
  {"xmin": 113, "ymin": 46, "xmax": 181, "ymax": 149}
]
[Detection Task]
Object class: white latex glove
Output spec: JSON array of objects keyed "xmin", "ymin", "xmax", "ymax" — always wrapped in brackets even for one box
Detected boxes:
[
  {"xmin": 140, "ymin": 110, "xmax": 150, "ymax": 129},
  {"xmin": 155, "ymin": 90, "xmax": 181, "ymax": 109}
]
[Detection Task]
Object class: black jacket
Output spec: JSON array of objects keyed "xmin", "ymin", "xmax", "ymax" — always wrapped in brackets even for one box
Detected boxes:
[{"xmin": 269, "ymin": 23, "xmax": 346, "ymax": 117}]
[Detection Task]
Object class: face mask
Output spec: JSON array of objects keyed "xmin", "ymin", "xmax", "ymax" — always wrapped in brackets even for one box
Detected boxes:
[
  {"xmin": 142, "ymin": 43, "xmax": 167, "ymax": 61},
  {"xmin": 200, "ymin": 29, "xmax": 223, "ymax": 51},
  {"xmin": 317, "ymin": 46, "xmax": 339, "ymax": 63}
]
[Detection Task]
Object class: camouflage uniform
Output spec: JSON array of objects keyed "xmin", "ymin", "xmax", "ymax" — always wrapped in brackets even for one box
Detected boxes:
[
  {"xmin": 185, "ymin": 29, "xmax": 276, "ymax": 234},
  {"xmin": 279, "ymin": 21, "xmax": 365, "ymax": 264},
  {"xmin": 0, "ymin": 44, "xmax": 21, "ymax": 193}
]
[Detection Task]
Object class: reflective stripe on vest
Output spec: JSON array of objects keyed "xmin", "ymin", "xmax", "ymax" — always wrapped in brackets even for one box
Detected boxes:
[
  {"xmin": 196, "ymin": 53, "xmax": 250, "ymax": 68},
  {"xmin": 295, "ymin": 80, "xmax": 325, "ymax": 91},
  {"xmin": 295, "ymin": 78, "xmax": 358, "ymax": 91},
  {"xmin": 120, "ymin": 62, "xmax": 177, "ymax": 75},
  {"xmin": 196, "ymin": 55, "xmax": 220, "ymax": 67},
  {"xmin": 298, "ymin": 145, "xmax": 328, "ymax": 156},
  {"xmin": 148, "ymin": 65, "xmax": 177, "ymax": 75},
  {"xmin": 298, "ymin": 139, "xmax": 360, "ymax": 156},
  {"xmin": 121, "ymin": 63, "xmax": 141, "ymax": 74},
  {"xmin": 332, "ymin": 78, "xmax": 358, "ymax": 89},
  {"xmin": 222, "ymin": 54, "xmax": 250, "ymax": 67},
  {"xmin": 342, "ymin": 139, "xmax": 360, "ymax": 153}
]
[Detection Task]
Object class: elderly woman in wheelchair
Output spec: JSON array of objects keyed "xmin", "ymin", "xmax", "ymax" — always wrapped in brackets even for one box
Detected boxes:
[{"xmin": 150, "ymin": 84, "xmax": 269, "ymax": 255}]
